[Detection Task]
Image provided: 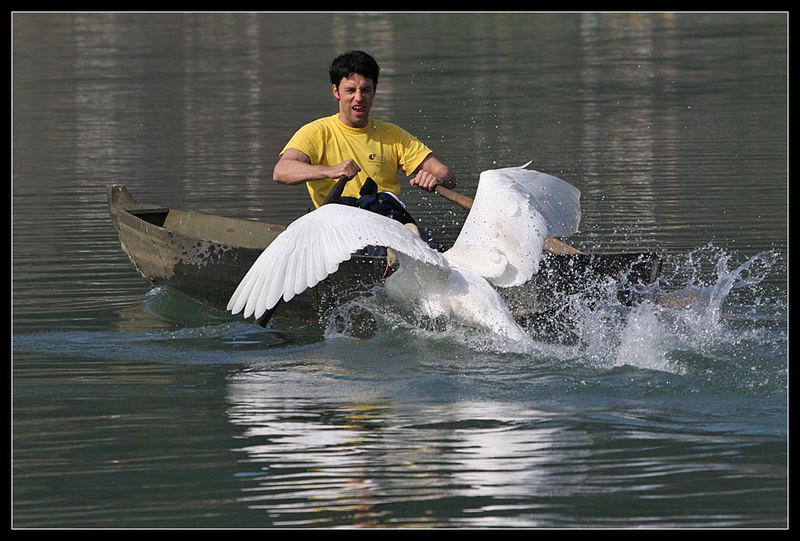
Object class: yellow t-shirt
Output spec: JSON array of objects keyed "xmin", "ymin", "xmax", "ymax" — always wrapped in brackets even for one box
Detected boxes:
[{"xmin": 281, "ymin": 114, "xmax": 433, "ymax": 208}]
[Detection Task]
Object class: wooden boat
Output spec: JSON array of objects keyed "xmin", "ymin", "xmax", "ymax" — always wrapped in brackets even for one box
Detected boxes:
[
  {"xmin": 107, "ymin": 184, "xmax": 389, "ymax": 324},
  {"xmin": 107, "ymin": 184, "xmax": 663, "ymax": 326}
]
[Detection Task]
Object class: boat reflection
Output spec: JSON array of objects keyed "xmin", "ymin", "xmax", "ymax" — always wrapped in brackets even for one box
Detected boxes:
[{"xmin": 224, "ymin": 378, "xmax": 595, "ymax": 527}]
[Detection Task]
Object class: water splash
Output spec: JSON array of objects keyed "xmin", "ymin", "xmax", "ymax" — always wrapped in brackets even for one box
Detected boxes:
[
  {"xmin": 324, "ymin": 245, "xmax": 786, "ymax": 385},
  {"xmin": 323, "ymin": 288, "xmax": 547, "ymax": 356},
  {"xmin": 564, "ymin": 246, "xmax": 783, "ymax": 375}
]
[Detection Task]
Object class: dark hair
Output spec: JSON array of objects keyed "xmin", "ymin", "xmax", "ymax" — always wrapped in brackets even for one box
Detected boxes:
[{"xmin": 329, "ymin": 50, "xmax": 380, "ymax": 88}]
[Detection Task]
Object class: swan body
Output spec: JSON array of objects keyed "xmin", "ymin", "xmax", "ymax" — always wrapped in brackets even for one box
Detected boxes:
[{"xmin": 227, "ymin": 164, "xmax": 581, "ymax": 345}]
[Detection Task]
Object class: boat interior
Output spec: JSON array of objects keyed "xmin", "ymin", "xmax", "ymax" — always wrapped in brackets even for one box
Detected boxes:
[{"xmin": 127, "ymin": 205, "xmax": 285, "ymax": 249}]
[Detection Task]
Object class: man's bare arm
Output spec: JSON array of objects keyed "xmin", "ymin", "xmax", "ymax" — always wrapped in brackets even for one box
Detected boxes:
[
  {"xmin": 409, "ymin": 154, "xmax": 456, "ymax": 191},
  {"xmin": 274, "ymin": 148, "xmax": 360, "ymax": 185}
]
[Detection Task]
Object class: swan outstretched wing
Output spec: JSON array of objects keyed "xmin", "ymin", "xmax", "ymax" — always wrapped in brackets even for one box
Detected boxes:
[
  {"xmin": 227, "ymin": 204, "xmax": 447, "ymax": 320},
  {"xmin": 444, "ymin": 163, "xmax": 581, "ymax": 287}
]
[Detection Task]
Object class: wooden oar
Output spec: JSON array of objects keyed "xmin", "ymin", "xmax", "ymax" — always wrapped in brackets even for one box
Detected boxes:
[
  {"xmin": 434, "ymin": 185, "xmax": 582, "ymax": 255},
  {"xmin": 322, "ymin": 175, "xmax": 351, "ymax": 205},
  {"xmin": 434, "ymin": 185, "xmax": 475, "ymax": 211}
]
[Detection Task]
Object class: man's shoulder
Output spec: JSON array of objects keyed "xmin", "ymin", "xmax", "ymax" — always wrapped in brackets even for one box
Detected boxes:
[
  {"xmin": 371, "ymin": 119, "xmax": 423, "ymax": 144},
  {"xmin": 298, "ymin": 114, "xmax": 338, "ymax": 131},
  {"xmin": 287, "ymin": 115, "xmax": 340, "ymax": 147}
]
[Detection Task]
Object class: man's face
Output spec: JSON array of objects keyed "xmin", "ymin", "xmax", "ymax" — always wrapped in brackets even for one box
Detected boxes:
[{"xmin": 332, "ymin": 73, "xmax": 375, "ymax": 128}]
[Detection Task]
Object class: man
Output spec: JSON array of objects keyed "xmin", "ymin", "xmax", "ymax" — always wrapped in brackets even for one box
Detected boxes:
[{"xmin": 273, "ymin": 50, "xmax": 456, "ymax": 208}]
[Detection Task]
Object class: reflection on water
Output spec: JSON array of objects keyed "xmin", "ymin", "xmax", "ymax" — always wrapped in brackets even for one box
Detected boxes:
[
  {"xmin": 225, "ymin": 387, "xmax": 784, "ymax": 528},
  {"xmin": 226, "ymin": 396, "xmax": 587, "ymax": 527},
  {"xmin": 579, "ymin": 13, "xmax": 663, "ymax": 245}
]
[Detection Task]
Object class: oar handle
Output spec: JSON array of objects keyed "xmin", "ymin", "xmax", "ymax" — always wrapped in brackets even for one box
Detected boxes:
[
  {"xmin": 434, "ymin": 185, "xmax": 473, "ymax": 211},
  {"xmin": 543, "ymin": 237, "xmax": 582, "ymax": 255},
  {"xmin": 322, "ymin": 175, "xmax": 350, "ymax": 205}
]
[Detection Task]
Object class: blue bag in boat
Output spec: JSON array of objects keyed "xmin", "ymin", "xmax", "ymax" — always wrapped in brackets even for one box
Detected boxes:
[{"xmin": 338, "ymin": 177, "xmax": 443, "ymax": 255}]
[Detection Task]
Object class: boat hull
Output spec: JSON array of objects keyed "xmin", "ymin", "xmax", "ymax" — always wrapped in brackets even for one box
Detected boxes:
[
  {"xmin": 107, "ymin": 185, "xmax": 387, "ymax": 322},
  {"xmin": 107, "ymin": 184, "xmax": 663, "ymax": 326}
]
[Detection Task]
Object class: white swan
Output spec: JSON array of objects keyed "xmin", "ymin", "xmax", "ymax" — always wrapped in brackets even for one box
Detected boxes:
[{"xmin": 227, "ymin": 163, "xmax": 581, "ymax": 346}]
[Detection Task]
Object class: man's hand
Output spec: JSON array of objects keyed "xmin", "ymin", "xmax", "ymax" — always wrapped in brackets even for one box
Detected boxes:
[
  {"xmin": 327, "ymin": 159, "xmax": 361, "ymax": 181},
  {"xmin": 274, "ymin": 150, "xmax": 362, "ymax": 185},
  {"xmin": 409, "ymin": 155, "xmax": 455, "ymax": 192},
  {"xmin": 409, "ymin": 169, "xmax": 444, "ymax": 191}
]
